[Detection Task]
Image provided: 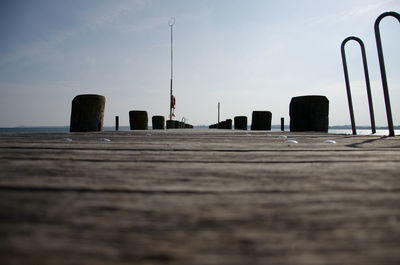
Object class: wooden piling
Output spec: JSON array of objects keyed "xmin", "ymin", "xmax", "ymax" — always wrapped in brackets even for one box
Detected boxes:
[
  {"xmin": 234, "ymin": 116, "xmax": 247, "ymax": 130},
  {"xmin": 129, "ymin": 110, "xmax": 148, "ymax": 130},
  {"xmin": 166, "ymin": 120, "xmax": 175, "ymax": 129},
  {"xmin": 115, "ymin": 116, "xmax": 119, "ymax": 131},
  {"xmin": 251, "ymin": 111, "xmax": 272, "ymax": 130},
  {"xmin": 70, "ymin": 94, "xmax": 105, "ymax": 132},
  {"xmin": 152, "ymin": 116, "xmax": 165, "ymax": 130},
  {"xmin": 290, "ymin": 95, "xmax": 329, "ymax": 132}
]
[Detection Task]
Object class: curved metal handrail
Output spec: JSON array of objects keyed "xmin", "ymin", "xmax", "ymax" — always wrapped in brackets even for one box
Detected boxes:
[
  {"xmin": 375, "ymin": 11, "xmax": 400, "ymax": 136},
  {"xmin": 341, "ymin": 36, "xmax": 376, "ymax": 135}
]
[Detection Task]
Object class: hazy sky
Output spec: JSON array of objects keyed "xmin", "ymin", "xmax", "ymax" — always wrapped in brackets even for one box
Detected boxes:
[{"xmin": 0, "ymin": 0, "xmax": 399, "ymax": 127}]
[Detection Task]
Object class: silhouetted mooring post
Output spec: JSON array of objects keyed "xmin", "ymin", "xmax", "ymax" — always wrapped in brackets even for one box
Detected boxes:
[
  {"xmin": 251, "ymin": 111, "xmax": 272, "ymax": 130},
  {"xmin": 169, "ymin": 17, "xmax": 175, "ymax": 121},
  {"xmin": 341, "ymin": 36, "xmax": 376, "ymax": 135},
  {"xmin": 70, "ymin": 94, "xmax": 105, "ymax": 132},
  {"xmin": 289, "ymin": 96, "xmax": 329, "ymax": 132},
  {"xmin": 115, "ymin": 116, "xmax": 119, "ymax": 131},
  {"xmin": 129, "ymin": 110, "xmax": 148, "ymax": 130},
  {"xmin": 375, "ymin": 11, "xmax": 400, "ymax": 137}
]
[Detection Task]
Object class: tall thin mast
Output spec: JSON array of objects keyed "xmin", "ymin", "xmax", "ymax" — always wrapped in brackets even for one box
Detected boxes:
[
  {"xmin": 169, "ymin": 17, "xmax": 175, "ymax": 120},
  {"xmin": 218, "ymin": 102, "xmax": 220, "ymax": 123}
]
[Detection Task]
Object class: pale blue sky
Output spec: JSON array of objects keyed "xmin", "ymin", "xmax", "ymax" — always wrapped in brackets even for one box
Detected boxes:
[{"xmin": 0, "ymin": 0, "xmax": 399, "ymax": 127}]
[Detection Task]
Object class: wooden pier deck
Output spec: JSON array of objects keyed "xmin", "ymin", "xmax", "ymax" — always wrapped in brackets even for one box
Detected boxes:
[{"xmin": 0, "ymin": 130, "xmax": 399, "ymax": 265}]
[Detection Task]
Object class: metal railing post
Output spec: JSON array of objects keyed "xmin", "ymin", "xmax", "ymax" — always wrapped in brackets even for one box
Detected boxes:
[
  {"xmin": 374, "ymin": 11, "xmax": 400, "ymax": 137},
  {"xmin": 341, "ymin": 36, "xmax": 376, "ymax": 135}
]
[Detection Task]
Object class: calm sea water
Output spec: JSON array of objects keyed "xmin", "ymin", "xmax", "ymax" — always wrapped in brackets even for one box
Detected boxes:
[
  {"xmin": 0, "ymin": 126, "xmax": 128, "ymax": 134},
  {"xmin": 0, "ymin": 126, "xmax": 398, "ymax": 136},
  {"xmin": 329, "ymin": 129, "xmax": 400, "ymax": 136}
]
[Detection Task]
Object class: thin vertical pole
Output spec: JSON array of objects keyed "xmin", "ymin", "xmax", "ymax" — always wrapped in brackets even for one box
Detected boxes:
[
  {"xmin": 115, "ymin": 116, "xmax": 119, "ymax": 131},
  {"xmin": 374, "ymin": 11, "xmax": 399, "ymax": 137},
  {"xmin": 281, "ymin": 117, "xmax": 284, "ymax": 131},
  {"xmin": 218, "ymin": 102, "xmax": 220, "ymax": 123},
  {"xmin": 169, "ymin": 17, "xmax": 175, "ymax": 121}
]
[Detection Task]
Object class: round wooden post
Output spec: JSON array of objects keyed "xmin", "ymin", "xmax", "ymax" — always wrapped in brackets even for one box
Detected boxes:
[
  {"xmin": 166, "ymin": 120, "xmax": 175, "ymax": 129},
  {"xmin": 129, "ymin": 111, "xmax": 148, "ymax": 130},
  {"xmin": 251, "ymin": 111, "xmax": 272, "ymax": 130},
  {"xmin": 234, "ymin": 116, "xmax": 247, "ymax": 130},
  {"xmin": 289, "ymin": 96, "xmax": 329, "ymax": 132},
  {"xmin": 70, "ymin": 94, "xmax": 106, "ymax": 132},
  {"xmin": 152, "ymin": 116, "xmax": 165, "ymax": 129},
  {"xmin": 225, "ymin": 119, "xmax": 232, "ymax": 129}
]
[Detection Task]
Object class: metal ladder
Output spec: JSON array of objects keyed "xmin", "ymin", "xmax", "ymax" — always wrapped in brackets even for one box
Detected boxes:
[
  {"xmin": 341, "ymin": 36, "xmax": 375, "ymax": 135},
  {"xmin": 341, "ymin": 11, "xmax": 399, "ymax": 136}
]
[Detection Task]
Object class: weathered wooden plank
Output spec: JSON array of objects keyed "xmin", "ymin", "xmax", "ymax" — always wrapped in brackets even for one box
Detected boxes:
[{"xmin": 0, "ymin": 130, "xmax": 399, "ymax": 265}]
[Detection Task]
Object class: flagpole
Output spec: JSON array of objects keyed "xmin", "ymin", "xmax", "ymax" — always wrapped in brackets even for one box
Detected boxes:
[{"xmin": 169, "ymin": 17, "xmax": 175, "ymax": 120}]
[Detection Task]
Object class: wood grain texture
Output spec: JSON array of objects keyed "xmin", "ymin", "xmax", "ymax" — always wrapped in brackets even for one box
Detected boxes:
[{"xmin": 0, "ymin": 130, "xmax": 399, "ymax": 265}]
